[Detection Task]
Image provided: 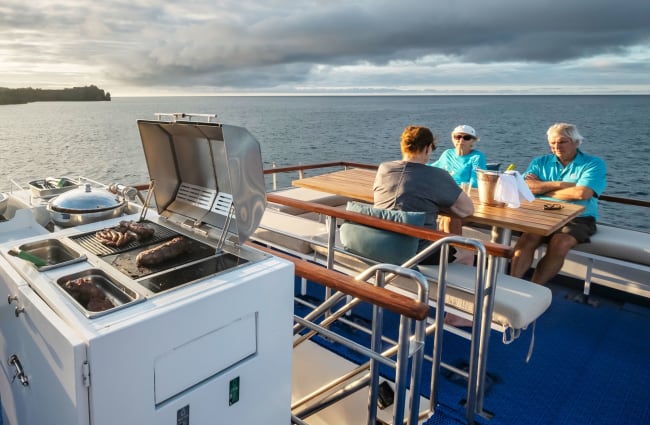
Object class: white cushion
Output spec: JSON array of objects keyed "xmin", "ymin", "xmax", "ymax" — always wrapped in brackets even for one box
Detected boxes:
[
  {"xmin": 413, "ymin": 264, "xmax": 552, "ymax": 330},
  {"xmin": 268, "ymin": 188, "xmax": 350, "ymax": 215},
  {"xmin": 573, "ymin": 225, "xmax": 650, "ymax": 266},
  {"xmin": 254, "ymin": 210, "xmax": 326, "ymax": 254}
]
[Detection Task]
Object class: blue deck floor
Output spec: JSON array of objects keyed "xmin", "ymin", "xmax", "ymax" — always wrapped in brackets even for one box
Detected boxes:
[{"xmin": 298, "ymin": 275, "xmax": 650, "ymax": 424}]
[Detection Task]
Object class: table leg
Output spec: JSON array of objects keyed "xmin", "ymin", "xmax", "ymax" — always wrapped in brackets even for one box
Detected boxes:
[{"xmin": 490, "ymin": 227, "xmax": 512, "ymax": 273}]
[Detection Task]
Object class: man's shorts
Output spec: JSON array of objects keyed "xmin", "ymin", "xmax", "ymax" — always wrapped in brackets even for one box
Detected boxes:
[{"xmin": 550, "ymin": 216, "xmax": 597, "ymax": 244}]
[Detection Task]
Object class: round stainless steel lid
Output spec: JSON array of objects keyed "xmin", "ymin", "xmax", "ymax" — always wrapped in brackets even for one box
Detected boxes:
[{"xmin": 48, "ymin": 183, "xmax": 124, "ymax": 212}]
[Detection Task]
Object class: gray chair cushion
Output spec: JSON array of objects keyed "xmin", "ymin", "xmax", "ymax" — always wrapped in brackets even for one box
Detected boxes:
[{"xmin": 340, "ymin": 202, "xmax": 425, "ymax": 265}]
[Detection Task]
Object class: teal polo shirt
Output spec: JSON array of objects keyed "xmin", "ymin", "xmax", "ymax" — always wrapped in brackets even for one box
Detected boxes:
[
  {"xmin": 429, "ymin": 149, "xmax": 487, "ymax": 188},
  {"xmin": 525, "ymin": 149, "xmax": 607, "ymax": 220}
]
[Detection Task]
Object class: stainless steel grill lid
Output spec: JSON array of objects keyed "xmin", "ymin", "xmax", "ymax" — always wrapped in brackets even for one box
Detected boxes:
[{"xmin": 137, "ymin": 118, "xmax": 266, "ymax": 244}]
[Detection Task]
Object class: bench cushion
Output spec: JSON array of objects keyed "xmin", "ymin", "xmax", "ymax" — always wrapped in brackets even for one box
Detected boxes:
[
  {"xmin": 268, "ymin": 188, "xmax": 350, "ymax": 215},
  {"xmin": 415, "ymin": 264, "xmax": 552, "ymax": 330},
  {"xmin": 254, "ymin": 210, "xmax": 326, "ymax": 254},
  {"xmin": 573, "ymin": 225, "xmax": 650, "ymax": 266}
]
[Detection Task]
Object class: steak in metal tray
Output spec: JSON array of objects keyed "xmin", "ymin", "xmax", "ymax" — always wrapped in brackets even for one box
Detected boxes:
[{"xmin": 62, "ymin": 277, "xmax": 115, "ymax": 312}]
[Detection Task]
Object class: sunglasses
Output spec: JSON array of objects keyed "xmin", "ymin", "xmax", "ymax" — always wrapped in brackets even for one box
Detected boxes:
[
  {"xmin": 453, "ymin": 134, "xmax": 474, "ymax": 141},
  {"xmin": 544, "ymin": 203, "xmax": 564, "ymax": 211}
]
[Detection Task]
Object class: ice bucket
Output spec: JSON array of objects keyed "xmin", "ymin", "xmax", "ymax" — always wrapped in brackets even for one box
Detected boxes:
[{"xmin": 477, "ymin": 169, "xmax": 506, "ymax": 207}]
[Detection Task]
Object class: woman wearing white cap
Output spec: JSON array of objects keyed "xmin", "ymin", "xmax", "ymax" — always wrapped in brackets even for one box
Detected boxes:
[
  {"xmin": 430, "ymin": 125, "xmax": 487, "ymax": 188},
  {"xmin": 430, "ymin": 125, "xmax": 486, "ymax": 268}
]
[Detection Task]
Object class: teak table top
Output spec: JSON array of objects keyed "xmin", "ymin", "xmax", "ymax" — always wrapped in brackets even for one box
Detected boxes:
[{"xmin": 292, "ymin": 167, "xmax": 585, "ymax": 237}]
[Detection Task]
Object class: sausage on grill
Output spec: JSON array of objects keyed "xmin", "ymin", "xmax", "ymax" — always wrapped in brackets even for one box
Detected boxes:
[
  {"xmin": 117, "ymin": 220, "xmax": 155, "ymax": 240},
  {"xmin": 135, "ymin": 236, "xmax": 190, "ymax": 267},
  {"xmin": 95, "ymin": 228, "xmax": 136, "ymax": 247}
]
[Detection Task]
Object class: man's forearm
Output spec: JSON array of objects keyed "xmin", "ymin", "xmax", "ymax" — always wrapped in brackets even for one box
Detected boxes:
[
  {"xmin": 526, "ymin": 178, "xmax": 575, "ymax": 195},
  {"xmin": 545, "ymin": 186, "xmax": 594, "ymax": 200}
]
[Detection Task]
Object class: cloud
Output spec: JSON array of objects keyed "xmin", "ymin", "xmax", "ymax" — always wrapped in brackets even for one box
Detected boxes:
[{"xmin": 1, "ymin": 0, "xmax": 649, "ymax": 94}]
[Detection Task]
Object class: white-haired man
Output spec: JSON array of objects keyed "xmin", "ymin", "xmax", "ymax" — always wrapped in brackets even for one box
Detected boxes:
[{"xmin": 510, "ymin": 123, "xmax": 607, "ymax": 285}]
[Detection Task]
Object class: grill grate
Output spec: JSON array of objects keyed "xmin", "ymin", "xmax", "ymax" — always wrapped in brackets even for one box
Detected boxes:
[{"xmin": 69, "ymin": 221, "xmax": 178, "ymax": 257}]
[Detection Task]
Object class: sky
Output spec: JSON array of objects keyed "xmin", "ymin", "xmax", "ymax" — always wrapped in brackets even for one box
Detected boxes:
[{"xmin": 2, "ymin": 0, "xmax": 650, "ymax": 96}]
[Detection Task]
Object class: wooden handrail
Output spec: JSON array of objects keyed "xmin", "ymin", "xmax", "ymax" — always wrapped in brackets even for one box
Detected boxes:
[
  {"xmin": 264, "ymin": 162, "xmax": 378, "ymax": 175},
  {"xmin": 133, "ymin": 162, "xmax": 648, "ymax": 208},
  {"xmin": 599, "ymin": 195, "xmax": 650, "ymax": 208},
  {"xmin": 266, "ymin": 193, "xmax": 514, "ymax": 259},
  {"xmin": 264, "ymin": 162, "xmax": 649, "ymax": 209},
  {"xmin": 247, "ymin": 242, "xmax": 430, "ymax": 321}
]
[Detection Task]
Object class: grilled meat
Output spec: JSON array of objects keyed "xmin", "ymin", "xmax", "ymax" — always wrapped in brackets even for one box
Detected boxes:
[
  {"xmin": 96, "ymin": 228, "xmax": 136, "ymax": 247},
  {"xmin": 95, "ymin": 220, "xmax": 154, "ymax": 247},
  {"xmin": 136, "ymin": 236, "xmax": 190, "ymax": 267},
  {"xmin": 116, "ymin": 220, "xmax": 155, "ymax": 239},
  {"xmin": 63, "ymin": 277, "xmax": 114, "ymax": 312},
  {"xmin": 87, "ymin": 297, "xmax": 115, "ymax": 312}
]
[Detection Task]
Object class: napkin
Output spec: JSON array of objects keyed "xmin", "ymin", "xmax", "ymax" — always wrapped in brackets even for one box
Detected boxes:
[{"xmin": 495, "ymin": 171, "xmax": 535, "ymax": 208}]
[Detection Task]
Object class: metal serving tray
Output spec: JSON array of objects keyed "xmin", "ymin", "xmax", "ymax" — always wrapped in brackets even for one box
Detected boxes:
[
  {"xmin": 137, "ymin": 253, "xmax": 249, "ymax": 293},
  {"xmin": 15, "ymin": 239, "xmax": 86, "ymax": 271},
  {"xmin": 28, "ymin": 177, "xmax": 79, "ymax": 199},
  {"xmin": 56, "ymin": 269, "xmax": 143, "ymax": 319}
]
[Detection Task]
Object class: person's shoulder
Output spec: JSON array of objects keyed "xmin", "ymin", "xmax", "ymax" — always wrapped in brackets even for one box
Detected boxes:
[
  {"xmin": 438, "ymin": 149, "xmax": 455, "ymax": 158},
  {"xmin": 379, "ymin": 160, "xmax": 402, "ymax": 169},
  {"xmin": 420, "ymin": 162, "xmax": 453, "ymax": 177},
  {"xmin": 404, "ymin": 161, "xmax": 438, "ymax": 173},
  {"xmin": 531, "ymin": 153, "xmax": 555, "ymax": 162},
  {"xmin": 578, "ymin": 150, "xmax": 606, "ymax": 165}
]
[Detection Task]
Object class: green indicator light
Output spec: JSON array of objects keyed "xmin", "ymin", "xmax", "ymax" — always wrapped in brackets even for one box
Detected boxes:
[{"xmin": 229, "ymin": 376, "xmax": 240, "ymax": 406}]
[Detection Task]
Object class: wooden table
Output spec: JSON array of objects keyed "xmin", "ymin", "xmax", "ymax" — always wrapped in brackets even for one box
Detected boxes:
[
  {"xmin": 292, "ymin": 168, "xmax": 376, "ymax": 203},
  {"xmin": 292, "ymin": 167, "xmax": 585, "ymax": 244}
]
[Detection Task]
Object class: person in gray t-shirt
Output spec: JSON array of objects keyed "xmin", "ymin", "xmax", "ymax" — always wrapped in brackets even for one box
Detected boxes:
[{"xmin": 374, "ymin": 125, "xmax": 474, "ymax": 264}]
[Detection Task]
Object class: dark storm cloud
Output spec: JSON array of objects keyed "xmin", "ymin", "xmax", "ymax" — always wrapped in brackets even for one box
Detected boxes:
[
  {"xmin": 120, "ymin": 0, "xmax": 650, "ymax": 88},
  {"xmin": 2, "ymin": 0, "xmax": 649, "ymax": 92}
]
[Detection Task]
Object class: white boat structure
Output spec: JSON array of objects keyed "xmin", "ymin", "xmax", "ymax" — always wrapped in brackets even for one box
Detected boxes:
[{"xmin": 0, "ymin": 114, "xmax": 648, "ymax": 425}]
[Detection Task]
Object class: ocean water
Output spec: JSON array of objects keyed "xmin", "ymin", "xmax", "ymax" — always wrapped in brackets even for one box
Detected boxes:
[{"xmin": 1, "ymin": 95, "xmax": 648, "ymax": 230}]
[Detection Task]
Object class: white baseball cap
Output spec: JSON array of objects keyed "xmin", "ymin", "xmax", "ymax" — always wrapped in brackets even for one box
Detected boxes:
[{"xmin": 452, "ymin": 125, "xmax": 477, "ymax": 138}]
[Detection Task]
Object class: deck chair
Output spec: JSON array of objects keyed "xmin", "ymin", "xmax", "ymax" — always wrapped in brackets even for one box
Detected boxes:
[{"xmin": 335, "ymin": 201, "xmax": 552, "ymax": 344}]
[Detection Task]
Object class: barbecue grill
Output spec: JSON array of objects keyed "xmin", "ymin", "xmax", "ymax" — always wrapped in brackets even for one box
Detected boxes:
[{"xmin": 0, "ymin": 114, "xmax": 294, "ymax": 425}]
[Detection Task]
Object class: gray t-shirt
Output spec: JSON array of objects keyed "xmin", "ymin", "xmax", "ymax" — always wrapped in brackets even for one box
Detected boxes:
[{"xmin": 373, "ymin": 160, "xmax": 462, "ymax": 230}]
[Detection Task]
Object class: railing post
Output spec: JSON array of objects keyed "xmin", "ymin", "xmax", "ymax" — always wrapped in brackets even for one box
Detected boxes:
[
  {"xmin": 367, "ymin": 269, "xmax": 385, "ymax": 425},
  {"xmin": 357, "ymin": 264, "xmax": 429, "ymax": 425},
  {"xmin": 470, "ymin": 250, "xmax": 496, "ymax": 422},
  {"xmin": 324, "ymin": 215, "xmax": 337, "ymax": 313},
  {"xmin": 272, "ymin": 162, "xmax": 277, "ymax": 190}
]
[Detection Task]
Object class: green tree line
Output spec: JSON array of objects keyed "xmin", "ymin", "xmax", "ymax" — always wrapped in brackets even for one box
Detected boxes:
[{"xmin": 0, "ymin": 85, "xmax": 111, "ymax": 105}]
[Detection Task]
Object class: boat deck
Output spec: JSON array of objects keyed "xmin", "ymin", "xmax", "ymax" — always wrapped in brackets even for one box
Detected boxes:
[{"xmin": 292, "ymin": 274, "xmax": 650, "ymax": 424}]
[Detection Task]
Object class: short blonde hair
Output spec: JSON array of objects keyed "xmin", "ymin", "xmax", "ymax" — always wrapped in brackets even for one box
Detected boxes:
[{"xmin": 400, "ymin": 126, "xmax": 437, "ymax": 155}]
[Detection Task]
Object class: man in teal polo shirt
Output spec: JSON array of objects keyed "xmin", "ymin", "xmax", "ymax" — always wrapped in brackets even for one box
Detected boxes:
[{"xmin": 510, "ymin": 123, "xmax": 607, "ymax": 285}]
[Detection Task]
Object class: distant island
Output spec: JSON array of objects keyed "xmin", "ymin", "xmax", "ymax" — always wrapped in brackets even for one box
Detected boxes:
[{"xmin": 0, "ymin": 85, "xmax": 111, "ymax": 105}]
